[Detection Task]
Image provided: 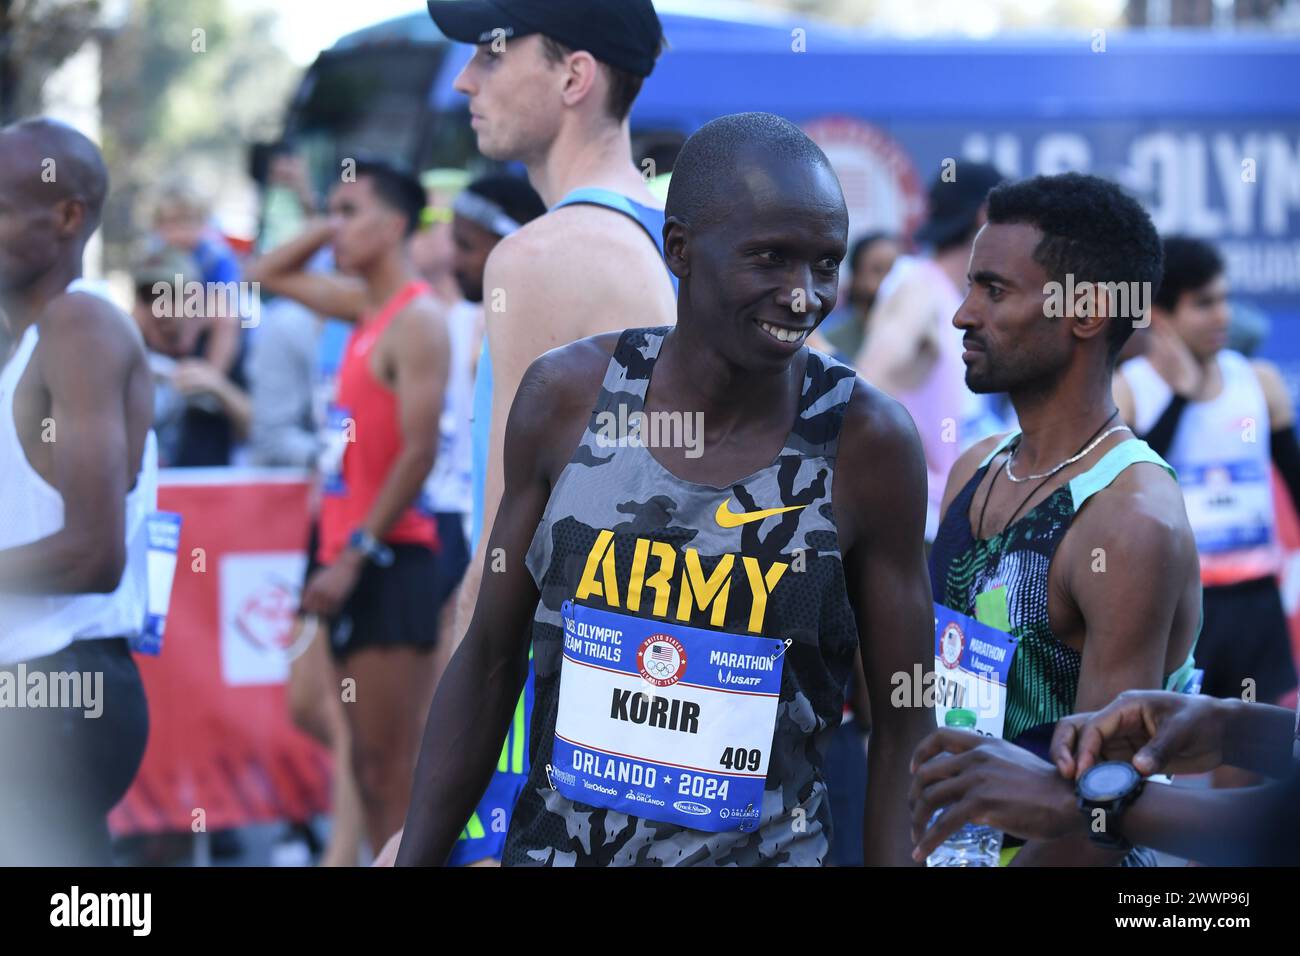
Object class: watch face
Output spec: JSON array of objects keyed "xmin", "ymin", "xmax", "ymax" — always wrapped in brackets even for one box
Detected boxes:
[{"xmin": 1080, "ymin": 761, "xmax": 1140, "ymax": 801}]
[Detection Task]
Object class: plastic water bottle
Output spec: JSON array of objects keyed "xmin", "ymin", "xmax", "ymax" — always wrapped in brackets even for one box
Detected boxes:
[{"xmin": 926, "ymin": 708, "xmax": 1004, "ymax": 867}]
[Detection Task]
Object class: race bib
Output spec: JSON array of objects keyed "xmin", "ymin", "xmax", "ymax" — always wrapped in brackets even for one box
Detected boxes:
[
  {"xmin": 551, "ymin": 600, "xmax": 786, "ymax": 833},
  {"xmin": 318, "ymin": 404, "xmax": 352, "ymax": 496},
  {"xmin": 933, "ymin": 599, "xmax": 1017, "ymax": 738},
  {"xmin": 1179, "ymin": 460, "xmax": 1272, "ymax": 554},
  {"xmin": 133, "ymin": 511, "xmax": 182, "ymax": 656}
]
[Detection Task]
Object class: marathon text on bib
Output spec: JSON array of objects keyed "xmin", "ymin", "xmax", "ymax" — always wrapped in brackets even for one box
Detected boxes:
[
  {"xmin": 933, "ymin": 600, "xmax": 1017, "ymax": 738},
  {"xmin": 553, "ymin": 600, "xmax": 786, "ymax": 833}
]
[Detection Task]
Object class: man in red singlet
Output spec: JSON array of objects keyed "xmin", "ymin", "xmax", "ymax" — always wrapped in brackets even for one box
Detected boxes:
[{"xmin": 248, "ymin": 158, "xmax": 450, "ymax": 852}]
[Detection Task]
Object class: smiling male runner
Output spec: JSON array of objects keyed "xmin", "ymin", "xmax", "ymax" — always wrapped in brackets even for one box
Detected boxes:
[{"xmin": 397, "ymin": 112, "xmax": 934, "ymax": 867}]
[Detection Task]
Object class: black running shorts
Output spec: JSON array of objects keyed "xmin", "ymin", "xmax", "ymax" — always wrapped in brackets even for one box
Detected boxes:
[{"xmin": 1197, "ymin": 576, "xmax": 1298, "ymax": 704}]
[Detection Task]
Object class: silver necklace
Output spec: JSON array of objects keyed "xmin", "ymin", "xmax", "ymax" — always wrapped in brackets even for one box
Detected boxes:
[{"xmin": 1004, "ymin": 423, "xmax": 1131, "ymax": 483}]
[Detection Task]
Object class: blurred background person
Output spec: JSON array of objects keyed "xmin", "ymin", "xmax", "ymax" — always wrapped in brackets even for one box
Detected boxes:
[
  {"xmin": 410, "ymin": 169, "xmax": 472, "ymax": 308},
  {"xmin": 813, "ymin": 232, "xmax": 901, "ymax": 362},
  {"xmin": 131, "ymin": 247, "xmax": 251, "ymax": 468},
  {"xmin": 254, "ymin": 140, "xmax": 321, "ymax": 256},
  {"xmin": 411, "ymin": 169, "xmax": 480, "ymax": 664},
  {"xmin": 246, "ymin": 141, "xmax": 330, "ymax": 471},
  {"xmin": 150, "ymin": 180, "xmax": 246, "ymax": 379},
  {"xmin": 246, "ymin": 270, "xmax": 324, "ymax": 470},
  {"xmin": 245, "ymin": 152, "xmax": 364, "ymax": 865},
  {"xmin": 245, "ymin": 158, "xmax": 450, "ymax": 855},
  {"xmin": 422, "ymin": 174, "xmax": 547, "ymax": 680},
  {"xmin": 424, "ymin": 172, "xmax": 546, "ymax": 868},
  {"xmin": 1115, "ymin": 237, "xmax": 1300, "ymax": 787},
  {"xmin": 855, "ymin": 162, "xmax": 1009, "ymax": 544}
]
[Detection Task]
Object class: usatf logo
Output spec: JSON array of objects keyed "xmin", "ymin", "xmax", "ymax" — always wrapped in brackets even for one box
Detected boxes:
[
  {"xmin": 939, "ymin": 621, "xmax": 964, "ymax": 669},
  {"xmin": 637, "ymin": 634, "xmax": 687, "ymax": 687}
]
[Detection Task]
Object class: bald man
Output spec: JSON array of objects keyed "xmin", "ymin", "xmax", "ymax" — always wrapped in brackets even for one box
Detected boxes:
[
  {"xmin": 0, "ymin": 119, "xmax": 155, "ymax": 864},
  {"xmin": 397, "ymin": 113, "xmax": 933, "ymax": 867}
]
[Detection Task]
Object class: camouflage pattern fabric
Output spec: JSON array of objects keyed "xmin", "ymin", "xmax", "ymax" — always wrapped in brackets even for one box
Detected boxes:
[{"xmin": 502, "ymin": 327, "xmax": 860, "ymax": 866}]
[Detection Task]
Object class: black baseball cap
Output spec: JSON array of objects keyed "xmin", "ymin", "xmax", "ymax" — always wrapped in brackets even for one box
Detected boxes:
[
  {"xmin": 914, "ymin": 161, "xmax": 1005, "ymax": 249},
  {"xmin": 427, "ymin": 0, "xmax": 665, "ymax": 78}
]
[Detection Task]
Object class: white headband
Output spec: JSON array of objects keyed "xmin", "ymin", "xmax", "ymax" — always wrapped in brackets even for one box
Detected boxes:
[{"xmin": 453, "ymin": 191, "xmax": 523, "ymax": 238}]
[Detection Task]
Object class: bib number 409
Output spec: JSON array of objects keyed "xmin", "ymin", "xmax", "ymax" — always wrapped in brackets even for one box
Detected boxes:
[
  {"xmin": 719, "ymin": 747, "xmax": 762, "ymax": 772},
  {"xmin": 678, "ymin": 774, "xmax": 730, "ymax": 800}
]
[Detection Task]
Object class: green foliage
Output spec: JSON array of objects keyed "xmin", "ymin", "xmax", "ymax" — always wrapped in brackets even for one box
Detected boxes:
[
  {"xmin": 98, "ymin": 0, "xmax": 297, "ymax": 267},
  {"xmin": 0, "ymin": 0, "xmax": 103, "ymax": 122}
]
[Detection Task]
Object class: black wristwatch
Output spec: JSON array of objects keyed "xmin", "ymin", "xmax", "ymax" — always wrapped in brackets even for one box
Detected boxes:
[
  {"xmin": 347, "ymin": 529, "xmax": 394, "ymax": 568},
  {"xmin": 1076, "ymin": 761, "xmax": 1145, "ymax": 851}
]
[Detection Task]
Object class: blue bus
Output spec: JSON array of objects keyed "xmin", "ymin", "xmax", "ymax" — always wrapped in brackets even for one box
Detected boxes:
[{"xmin": 276, "ymin": 1, "xmax": 1300, "ymax": 391}]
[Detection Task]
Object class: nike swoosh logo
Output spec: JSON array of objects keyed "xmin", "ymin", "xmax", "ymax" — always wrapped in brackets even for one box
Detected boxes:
[{"xmin": 714, "ymin": 499, "xmax": 806, "ymax": 529}]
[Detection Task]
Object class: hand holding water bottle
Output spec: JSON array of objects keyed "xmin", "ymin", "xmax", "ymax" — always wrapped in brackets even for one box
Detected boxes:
[{"xmin": 909, "ymin": 710, "xmax": 1078, "ymax": 864}]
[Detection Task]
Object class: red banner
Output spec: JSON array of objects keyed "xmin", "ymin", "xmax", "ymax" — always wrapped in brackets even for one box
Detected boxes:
[{"xmin": 109, "ymin": 470, "xmax": 331, "ymax": 835}]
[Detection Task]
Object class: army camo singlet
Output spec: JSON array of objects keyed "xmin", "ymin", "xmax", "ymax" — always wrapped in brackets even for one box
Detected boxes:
[{"xmin": 502, "ymin": 328, "xmax": 860, "ymax": 866}]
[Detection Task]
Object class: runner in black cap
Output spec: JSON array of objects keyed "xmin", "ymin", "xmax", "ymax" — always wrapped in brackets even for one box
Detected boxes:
[
  {"xmin": 427, "ymin": 0, "xmax": 665, "ymax": 78},
  {"xmin": 381, "ymin": 0, "xmax": 678, "ymax": 861}
]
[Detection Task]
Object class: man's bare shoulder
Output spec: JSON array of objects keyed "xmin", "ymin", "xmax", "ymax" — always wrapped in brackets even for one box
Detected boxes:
[
  {"xmin": 957, "ymin": 431, "xmax": 1012, "ymax": 474},
  {"xmin": 387, "ymin": 292, "xmax": 450, "ymax": 340},
  {"xmin": 37, "ymin": 291, "xmax": 143, "ymax": 370},
  {"xmin": 485, "ymin": 213, "xmax": 673, "ymax": 345},
  {"xmin": 838, "ymin": 376, "xmax": 926, "ymax": 496},
  {"xmin": 953, "ymin": 431, "xmax": 1013, "ymax": 485},
  {"xmin": 491, "ymin": 203, "xmax": 664, "ymax": 278},
  {"xmin": 840, "ymin": 374, "xmax": 918, "ymax": 450},
  {"xmin": 932, "ymin": 431, "xmax": 1013, "ymax": 524},
  {"xmin": 1070, "ymin": 453, "xmax": 1195, "ymax": 568},
  {"xmin": 523, "ymin": 331, "xmax": 621, "ymax": 409},
  {"xmin": 509, "ymin": 331, "xmax": 621, "ymax": 464},
  {"xmin": 534, "ymin": 200, "xmax": 662, "ymax": 242}
]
